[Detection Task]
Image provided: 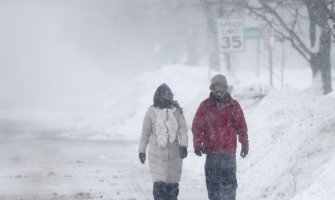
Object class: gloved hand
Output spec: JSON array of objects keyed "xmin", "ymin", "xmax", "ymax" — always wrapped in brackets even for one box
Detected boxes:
[
  {"xmin": 240, "ymin": 148, "xmax": 248, "ymax": 158},
  {"xmin": 194, "ymin": 146, "xmax": 203, "ymax": 157},
  {"xmin": 179, "ymin": 146, "xmax": 188, "ymax": 159},
  {"xmin": 139, "ymin": 152, "xmax": 146, "ymax": 164}
]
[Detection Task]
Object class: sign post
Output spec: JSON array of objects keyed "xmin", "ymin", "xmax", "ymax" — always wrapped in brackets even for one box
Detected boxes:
[
  {"xmin": 245, "ymin": 27, "xmax": 262, "ymax": 39},
  {"xmin": 217, "ymin": 19, "xmax": 245, "ymax": 53},
  {"xmin": 245, "ymin": 27, "xmax": 262, "ymax": 77},
  {"xmin": 217, "ymin": 19, "xmax": 244, "ymax": 76}
]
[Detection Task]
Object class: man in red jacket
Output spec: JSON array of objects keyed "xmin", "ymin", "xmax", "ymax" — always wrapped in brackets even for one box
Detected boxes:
[{"xmin": 192, "ymin": 74, "xmax": 249, "ymax": 200}]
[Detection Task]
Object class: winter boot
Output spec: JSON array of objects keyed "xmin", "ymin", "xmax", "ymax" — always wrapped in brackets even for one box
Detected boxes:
[
  {"xmin": 166, "ymin": 183, "xmax": 179, "ymax": 200},
  {"xmin": 153, "ymin": 181, "xmax": 167, "ymax": 200}
]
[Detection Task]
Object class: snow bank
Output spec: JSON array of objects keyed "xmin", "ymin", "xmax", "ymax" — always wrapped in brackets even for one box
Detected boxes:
[{"xmin": 238, "ymin": 89, "xmax": 335, "ymax": 200}]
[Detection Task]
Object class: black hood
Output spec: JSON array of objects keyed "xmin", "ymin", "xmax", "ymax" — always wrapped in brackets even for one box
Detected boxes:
[
  {"xmin": 153, "ymin": 83, "xmax": 174, "ymax": 109},
  {"xmin": 154, "ymin": 83, "xmax": 173, "ymax": 101}
]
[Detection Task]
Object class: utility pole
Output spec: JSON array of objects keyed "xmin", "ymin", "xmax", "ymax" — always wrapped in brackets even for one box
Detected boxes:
[
  {"xmin": 269, "ymin": 47, "xmax": 273, "ymax": 86},
  {"xmin": 281, "ymin": 41, "xmax": 285, "ymax": 88},
  {"xmin": 264, "ymin": 27, "xmax": 275, "ymax": 86},
  {"xmin": 257, "ymin": 38, "xmax": 260, "ymax": 77}
]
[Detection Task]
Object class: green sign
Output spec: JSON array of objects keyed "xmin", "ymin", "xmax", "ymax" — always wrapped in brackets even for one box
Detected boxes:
[{"xmin": 245, "ymin": 27, "xmax": 262, "ymax": 39}]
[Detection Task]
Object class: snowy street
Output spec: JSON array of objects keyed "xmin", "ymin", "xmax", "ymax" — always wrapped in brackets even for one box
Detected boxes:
[
  {"xmin": 0, "ymin": 135, "xmax": 209, "ymax": 200},
  {"xmin": 0, "ymin": 137, "xmax": 155, "ymax": 200}
]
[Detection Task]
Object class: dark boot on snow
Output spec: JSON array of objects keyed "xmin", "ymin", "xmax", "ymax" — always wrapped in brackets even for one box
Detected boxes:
[
  {"xmin": 153, "ymin": 181, "xmax": 167, "ymax": 200},
  {"xmin": 166, "ymin": 183, "xmax": 179, "ymax": 200}
]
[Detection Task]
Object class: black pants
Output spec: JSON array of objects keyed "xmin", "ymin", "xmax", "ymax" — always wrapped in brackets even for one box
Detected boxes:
[
  {"xmin": 205, "ymin": 154, "xmax": 237, "ymax": 200},
  {"xmin": 153, "ymin": 182, "xmax": 179, "ymax": 200}
]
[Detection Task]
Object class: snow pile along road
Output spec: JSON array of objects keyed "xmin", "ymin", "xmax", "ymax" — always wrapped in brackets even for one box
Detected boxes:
[{"xmin": 238, "ymin": 89, "xmax": 335, "ymax": 200}]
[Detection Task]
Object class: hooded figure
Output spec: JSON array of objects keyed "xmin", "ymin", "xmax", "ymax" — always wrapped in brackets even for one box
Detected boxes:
[{"xmin": 138, "ymin": 83, "xmax": 188, "ymax": 200}]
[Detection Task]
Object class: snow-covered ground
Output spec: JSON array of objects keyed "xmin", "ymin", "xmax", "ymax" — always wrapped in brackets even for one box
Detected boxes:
[{"xmin": 0, "ymin": 65, "xmax": 334, "ymax": 200}]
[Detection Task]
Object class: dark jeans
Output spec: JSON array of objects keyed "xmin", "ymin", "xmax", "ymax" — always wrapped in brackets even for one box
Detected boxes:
[{"xmin": 205, "ymin": 153, "xmax": 237, "ymax": 200}]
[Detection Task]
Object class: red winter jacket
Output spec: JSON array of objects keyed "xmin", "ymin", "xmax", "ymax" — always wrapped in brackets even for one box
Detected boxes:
[{"xmin": 192, "ymin": 93, "xmax": 248, "ymax": 154}]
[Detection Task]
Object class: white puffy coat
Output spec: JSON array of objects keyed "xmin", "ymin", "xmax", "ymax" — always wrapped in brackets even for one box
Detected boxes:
[{"xmin": 138, "ymin": 105, "xmax": 188, "ymax": 183}]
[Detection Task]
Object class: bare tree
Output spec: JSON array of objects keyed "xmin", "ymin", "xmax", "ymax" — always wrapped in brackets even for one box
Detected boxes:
[{"xmin": 240, "ymin": 0, "xmax": 334, "ymax": 94}]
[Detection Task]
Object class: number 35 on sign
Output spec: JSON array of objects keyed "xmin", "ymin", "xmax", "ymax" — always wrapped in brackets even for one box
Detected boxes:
[{"xmin": 217, "ymin": 19, "xmax": 245, "ymax": 52}]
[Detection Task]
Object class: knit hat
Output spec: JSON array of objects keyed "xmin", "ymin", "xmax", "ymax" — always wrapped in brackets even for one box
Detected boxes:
[{"xmin": 209, "ymin": 74, "xmax": 228, "ymax": 90}]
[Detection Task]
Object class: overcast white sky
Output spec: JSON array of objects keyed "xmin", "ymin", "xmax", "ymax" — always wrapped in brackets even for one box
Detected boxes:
[
  {"xmin": 2, "ymin": 0, "xmax": 331, "ymax": 110},
  {"xmin": 0, "ymin": 0, "xmax": 207, "ymax": 109}
]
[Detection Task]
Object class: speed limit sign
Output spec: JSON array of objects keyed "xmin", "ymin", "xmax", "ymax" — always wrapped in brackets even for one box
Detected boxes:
[{"xmin": 217, "ymin": 19, "xmax": 245, "ymax": 52}]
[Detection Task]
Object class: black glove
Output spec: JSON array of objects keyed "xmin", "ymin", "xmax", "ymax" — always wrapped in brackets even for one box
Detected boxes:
[
  {"xmin": 179, "ymin": 146, "xmax": 188, "ymax": 159},
  {"xmin": 194, "ymin": 146, "xmax": 202, "ymax": 157},
  {"xmin": 139, "ymin": 153, "xmax": 146, "ymax": 164},
  {"xmin": 240, "ymin": 148, "xmax": 248, "ymax": 158}
]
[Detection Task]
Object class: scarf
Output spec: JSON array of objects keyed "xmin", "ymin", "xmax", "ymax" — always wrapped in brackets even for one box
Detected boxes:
[{"xmin": 151, "ymin": 107, "xmax": 178, "ymax": 148}]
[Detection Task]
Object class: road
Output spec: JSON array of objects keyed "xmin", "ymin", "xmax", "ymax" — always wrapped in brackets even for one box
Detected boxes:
[
  {"xmin": 0, "ymin": 137, "xmax": 207, "ymax": 200},
  {"xmin": 0, "ymin": 138, "xmax": 152, "ymax": 200}
]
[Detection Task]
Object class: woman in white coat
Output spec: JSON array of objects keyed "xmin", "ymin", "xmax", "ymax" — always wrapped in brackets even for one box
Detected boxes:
[{"xmin": 138, "ymin": 83, "xmax": 188, "ymax": 200}]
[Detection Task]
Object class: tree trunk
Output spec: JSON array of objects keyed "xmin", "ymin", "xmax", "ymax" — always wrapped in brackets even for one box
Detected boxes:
[
  {"xmin": 310, "ymin": 27, "xmax": 332, "ymax": 94},
  {"xmin": 305, "ymin": 0, "xmax": 333, "ymax": 95},
  {"xmin": 207, "ymin": 14, "xmax": 221, "ymax": 71},
  {"xmin": 319, "ymin": 25, "xmax": 332, "ymax": 95},
  {"xmin": 204, "ymin": 0, "xmax": 233, "ymax": 72},
  {"xmin": 309, "ymin": 26, "xmax": 332, "ymax": 94}
]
